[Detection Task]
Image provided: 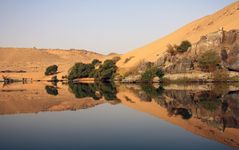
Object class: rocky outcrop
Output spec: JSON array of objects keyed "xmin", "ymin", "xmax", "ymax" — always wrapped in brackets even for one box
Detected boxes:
[
  {"xmin": 157, "ymin": 29, "xmax": 239, "ymax": 74},
  {"xmin": 121, "ymin": 75, "xmax": 141, "ymax": 83}
]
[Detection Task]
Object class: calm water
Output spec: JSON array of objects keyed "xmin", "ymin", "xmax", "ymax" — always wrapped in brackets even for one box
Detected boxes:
[{"xmin": 0, "ymin": 82, "xmax": 238, "ymax": 150}]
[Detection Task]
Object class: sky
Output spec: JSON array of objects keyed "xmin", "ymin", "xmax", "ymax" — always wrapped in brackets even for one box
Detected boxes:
[{"xmin": 0, "ymin": 0, "xmax": 236, "ymax": 54}]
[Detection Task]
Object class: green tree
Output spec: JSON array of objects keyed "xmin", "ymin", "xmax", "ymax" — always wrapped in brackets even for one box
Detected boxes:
[
  {"xmin": 68, "ymin": 63, "xmax": 95, "ymax": 80},
  {"xmin": 45, "ymin": 65, "xmax": 58, "ymax": 75},
  {"xmin": 141, "ymin": 67, "xmax": 164, "ymax": 82},
  {"xmin": 91, "ymin": 59, "xmax": 101, "ymax": 66},
  {"xmin": 198, "ymin": 50, "xmax": 221, "ymax": 72},
  {"xmin": 96, "ymin": 59, "xmax": 117, "ymax": 81}
]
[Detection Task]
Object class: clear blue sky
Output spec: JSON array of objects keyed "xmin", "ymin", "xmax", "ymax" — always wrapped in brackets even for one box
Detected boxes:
[{"xmin": 0, "ymin": 0, "xmax": 236, "ymax": 54}]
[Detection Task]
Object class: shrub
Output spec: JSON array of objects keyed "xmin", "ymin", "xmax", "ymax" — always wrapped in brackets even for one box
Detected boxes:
[
  {"xmin": 96, "ymin": 59, "xmax": 117, "ymax": 81},
  {"xmin": 45, "ymin": 65, "xmax": 58, "ymax": 75},
  {"xmin": 141, "ymin": 67, "xmax": 164, "ymax": 82},
  {"xmin": 68, "ymin": 59, "xmax": 117, "ymax": 81},
  {"xmin": 68, "ymin": 63, "xmax": 95, "ymax": 80},
  {"xmin": 155, "ymin": 68, "xmax": 164, "ymax": 78},
  {"xmin": 198, "ymin": 50, "xmax": 221, "ymax": 72},
  {"xmin": 176, "ymin": 40, "xmax": 192, "ymax": 53},
  {"xmin": 166, "ymin": 44, "xmax": 177, "ymax": 56},
  {"xmin": 91, "ymin": 59, "xmax": 101, "ymax": 66}
]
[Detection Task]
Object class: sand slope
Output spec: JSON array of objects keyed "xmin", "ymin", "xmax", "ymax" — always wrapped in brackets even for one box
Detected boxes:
[
  {"xmin": 118, "ymin": 1, "xmax": 239, "ymax": 71},
  {"xmin": 0, "ymin": 47, "xmax": 105, "ymax": 80}
]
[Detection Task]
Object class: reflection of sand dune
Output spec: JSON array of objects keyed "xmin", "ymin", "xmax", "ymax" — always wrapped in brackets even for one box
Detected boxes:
[
  {"xmin": 0, "ymin": 82, "xmax": 105, "ymax": 115},
  {"xmin": 117, "ymin": 84, "xmax": 239, "ymax": 149},
  {"xmin": 1, "ymin": 82, "xmax": 239, "ymax": 148}
]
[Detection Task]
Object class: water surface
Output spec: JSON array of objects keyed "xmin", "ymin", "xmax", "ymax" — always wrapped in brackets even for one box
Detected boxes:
[{"xmin": 0, "ymin": 82, "xmax": 238, "ymax": 150}]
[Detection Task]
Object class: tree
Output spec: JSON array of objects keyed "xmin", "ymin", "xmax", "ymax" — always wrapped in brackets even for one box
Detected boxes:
[
  {"xmin": 141, "ymin": 67, "xmax": 164, "ymax": 82},
  {"xmin": 68, "ymin": 59, "xmax": 117, "ymax": 81},
  {"xmin": 68, "ymin": 63, "xmax": 95, "ymax": 80},
  {"xmin": 45, "ymin": 65, "xmax": 58, "ymax": 75},
  {"xmin": 198, "ymin": 50, "xmax": 221, "ymax": 72},
  {"xmin": 91, "ymin": 59, "xmax": 101, "ymax": 66},
  {"xmin": 155, "ymin": 68, "xmax": 164, "ymax": 78},
  {"xmin": 96, "ymin": 59, "xmax": 117, "ymax": 81},
  {"xmin": 176, "ymin": 40, "xmax": 192, "ymax": 53}
]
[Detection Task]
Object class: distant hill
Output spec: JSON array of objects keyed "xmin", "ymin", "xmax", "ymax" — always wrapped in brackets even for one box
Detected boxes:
[{"xmin": 0, "ymin": 47, "xmax": 105, "ymax": 80}]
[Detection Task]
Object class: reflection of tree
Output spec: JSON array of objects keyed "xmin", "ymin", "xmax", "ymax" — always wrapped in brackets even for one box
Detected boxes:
[
  {"xmin": 163, "ymin": 88, "xmax": 239, "ymax": 131},
  {"xmin": 45, "ymin": 86, "xmax": 58, "ymax": 96},
  {"xmin": 198, "ymin": 92, "xmax": 221, "ymax": 112},
  {"xmin": 68, "ymin": 82, "xmax": 117, "ymax": 101},
  {"xmin": 139, "ymin": 84, "xmax": 239, "ymax": 127},
  {"xmin": 98, "ymin": 82, "xmax": 117, "ymax": 101},
  {"xmin": 140, "ymin": 84, "xmax": 164, "ymax": 102}
]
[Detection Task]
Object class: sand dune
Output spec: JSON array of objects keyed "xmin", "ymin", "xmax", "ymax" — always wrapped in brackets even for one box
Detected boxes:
[
  {"xmin": 1, "ymin": 2, "xmax": 238, "ymax": 79},
  {"xmin": 118, "ymin": 1, "xmax": 239, "ymax": 72},
  {"xmin": 0, "ymin": 47, "xmax": 105, "ymax": 80}
]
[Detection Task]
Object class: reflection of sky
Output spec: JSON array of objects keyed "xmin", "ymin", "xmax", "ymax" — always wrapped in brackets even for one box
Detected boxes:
[{"xmin": 0, "ymin": 104, "xmax": 231, "ymax": 150}]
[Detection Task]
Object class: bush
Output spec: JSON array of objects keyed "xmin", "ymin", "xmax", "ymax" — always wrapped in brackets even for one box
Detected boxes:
[
  {"xmin": 176, "ymin": 41, "xmax": 192, "ymax": 53},
  {"xmin": 155, "ymin": 68, "xmax": 164, "ymax": 78},
  {"xmin": 68, "ymin": 59, "xmax": 117, "ymax": 81},
  {"xmin": 96, "ymin": 60, "xmax": 117, "ymax": 81},
  {"xmin": 45, "ymin": 65, "xmax": 58, "ymax": 75},
  {"xmin": 198, "ymin": 50, "xmax": 221, "ymax": 72},
  {"xmin": 141, "ymin": 67, "xmax": 164, "ymax": 82},
  {"xmin": 91, "ymin": 59, "xmax": 101, "ymax": 66},
  {"xmin": 68, "ymin": 63, "xmax": 95, "ymax": 80}
]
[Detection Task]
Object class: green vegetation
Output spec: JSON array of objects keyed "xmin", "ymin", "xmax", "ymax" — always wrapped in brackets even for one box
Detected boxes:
[
  {"xmin": 166, "ymin": 41, "xmax": 191, "ymax": 55},
  {"xmin": 198, "ymin": 50, "xmax": 221, "ymax": 72},
  {"xmin": 45, "ymin": 65, "xmax": 58, "ymax": 75},
  {"xmin": 91, "ymin": 60, "xmax": 117, "ymax": 81},
  {"xmin": 141, "ymin": 67, "xmax": 164, "ymax": 82},
  {"xmin": 68, "ymin": 63, "xmax": 95, "ymax": 80},
  {"xmin": 176, "ymin": 40, "xmax": 192, "ymax": 53},
  {"xmin": 91, "ymin": 59, "xmax": 101, "ymax": 65},
  {"xmin": 68, "ymin": 59, "xmax": 117, "ymax": 81}
]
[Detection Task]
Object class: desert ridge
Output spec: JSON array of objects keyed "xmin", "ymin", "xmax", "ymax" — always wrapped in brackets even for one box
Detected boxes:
[
  {"xmin": 117, "ymin": 1, "xmax": 239, "ymax": 71},
  {"xmin": 0, "ymin": 47, "xmax": 120, "ymax": 81}
]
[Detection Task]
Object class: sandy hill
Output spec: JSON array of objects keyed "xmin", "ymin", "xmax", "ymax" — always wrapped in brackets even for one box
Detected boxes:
[
  {"xmin": 0, "ymin": 47, "xmax": 106, "ymax": 80},
  {"xmin": 118, "ymin": 1, "xmax": 239, "ymax": 72}
]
